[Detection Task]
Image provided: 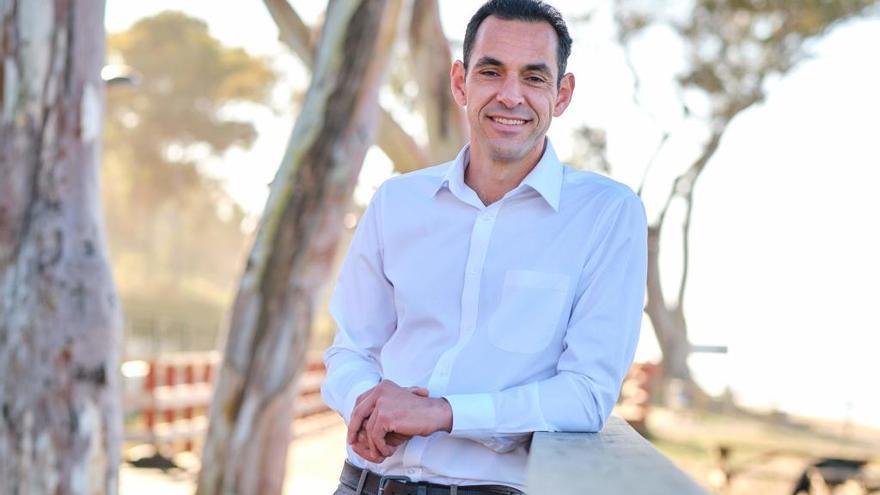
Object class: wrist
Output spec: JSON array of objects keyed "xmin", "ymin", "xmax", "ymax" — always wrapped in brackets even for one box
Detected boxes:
[{"xmin": 432, "ymin": 397, "xmax": 453, "ymax": 433}]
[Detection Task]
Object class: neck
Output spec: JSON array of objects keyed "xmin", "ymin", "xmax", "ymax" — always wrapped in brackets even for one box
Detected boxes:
[{"xmin": 465, "ymin": 139, "xmax": 546, "ymax": 206}]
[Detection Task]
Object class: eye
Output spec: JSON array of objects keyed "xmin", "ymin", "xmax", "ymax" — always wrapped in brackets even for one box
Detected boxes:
[
  {"xmin": 479, "ymin": 69, "xmax": 500, "ymax": 77},
  {"xmin": 526, "ymin": 75, "xmax": 547, "ymax": 84}
]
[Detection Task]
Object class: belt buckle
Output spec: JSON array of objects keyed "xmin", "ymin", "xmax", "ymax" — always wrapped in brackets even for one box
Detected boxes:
[{"xmin": 377, "ymin": 475, "xmax": 411, "ymax": 495}]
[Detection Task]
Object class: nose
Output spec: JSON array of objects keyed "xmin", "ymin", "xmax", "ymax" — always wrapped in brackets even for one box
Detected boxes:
[{"xmin": 495, "ymin": 74, "xmax": 524, "ymax": 108}]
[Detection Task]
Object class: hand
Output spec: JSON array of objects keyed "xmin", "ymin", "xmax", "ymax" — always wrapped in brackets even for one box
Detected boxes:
[
  {"xmin": 352, "ymin": 430, "xmax": 411, "ymax": 463},
  {"xmin": 348, "ymin": 381, "xmax": 452, "ymax": 462},
  {"xmin": 350, "ymin": 385, "xmax": 428, "ymax": 462}
]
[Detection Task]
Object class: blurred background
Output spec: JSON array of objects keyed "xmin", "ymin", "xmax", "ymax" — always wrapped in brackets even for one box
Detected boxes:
[{"xmin": 96, "ymin": 0, "xmax": 879, "ymax": 493}]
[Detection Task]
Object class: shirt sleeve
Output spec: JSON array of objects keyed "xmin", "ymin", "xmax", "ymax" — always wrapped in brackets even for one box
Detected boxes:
[
  {"xmin": 320, "ymin": 185, "xmax": 394, "ymax": 424},
  {"xmin": 444, "ymin": 192, "xmax": 648, "ymax": 447}
]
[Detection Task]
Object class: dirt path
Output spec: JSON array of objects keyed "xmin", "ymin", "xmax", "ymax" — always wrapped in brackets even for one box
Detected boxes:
[{"xmin": 120, "ymin": 414, "xmax": 348, "ymax": 494}]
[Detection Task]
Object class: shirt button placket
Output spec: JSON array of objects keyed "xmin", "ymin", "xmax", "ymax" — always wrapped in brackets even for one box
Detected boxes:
[
  {"xmin": 459, "ymin": 205, "xmax": 498, "ymax": 338},
  {"xmin": 429, "ymin": 205, "xmax": 499, "ymax": 396},
  {"xmin": 410, "ymin": 205, "xmax": 500, "ymax": 473}
]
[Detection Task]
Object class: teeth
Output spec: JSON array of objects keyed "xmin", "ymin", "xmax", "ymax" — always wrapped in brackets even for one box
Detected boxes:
[{"xmin": 494, "ymin": 117, "xmax": 526, "ymax": 125}]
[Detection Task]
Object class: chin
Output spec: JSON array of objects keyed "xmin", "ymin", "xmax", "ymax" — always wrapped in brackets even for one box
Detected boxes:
[
  {"xmin": 486, "ymin": 140, "xmax": 534, "ymax": 163},
  {"xmin": 488, "ymin": 149, "xmax": 525, "ymax": 163}
]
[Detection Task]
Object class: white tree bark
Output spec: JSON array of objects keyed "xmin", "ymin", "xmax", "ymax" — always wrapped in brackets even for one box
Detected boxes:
[
  {"xmin": 196, "ymin": 1, "xmax": 401, "ymax": 494},
  {"xmin": 0, "ymin": 1, "xmax": 122, "ymax": 494}
]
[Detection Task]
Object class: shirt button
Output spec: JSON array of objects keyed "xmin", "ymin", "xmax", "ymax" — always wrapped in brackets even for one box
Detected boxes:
[{"xmin": 407, "ymin": 468, "xmax": 416, "ymax": 475}]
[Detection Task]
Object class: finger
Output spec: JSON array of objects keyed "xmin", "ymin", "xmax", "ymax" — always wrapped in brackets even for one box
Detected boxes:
[
  {"xmin": 354, "ymin": 428, "xmax": 384, "ymax": 463},
  {"xmin": 365, "ymin": 413, "xmax": 383, "ymax": 459},
  {"xmin": 381, "ymin": 441, "xmax": 401, "ymax": 457},
  {"xmin": 352, "ymin": 440, "xmax": 382, "ymax": 463},
  {"xmin": 386, "ymin": 432, "xmax": 409, "ymax": 447},
  {"xmin": 347, "ymin": 410, "xmax": 365, "ymax": 444},
  {"xmin": 367, "ymin": 410, "xmax": 393, "ymax": 458},
  {"xmin": 347, "ymin": 394, "xmax": 378, "ymax": 444}
]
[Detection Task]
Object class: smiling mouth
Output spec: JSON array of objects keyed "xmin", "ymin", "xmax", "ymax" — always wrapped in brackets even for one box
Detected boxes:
[{"xmin": 491, "ymin": 116, "xmax": 528, "ymax": 126}]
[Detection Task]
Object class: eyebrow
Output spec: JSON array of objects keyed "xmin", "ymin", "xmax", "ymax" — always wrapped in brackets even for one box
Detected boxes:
[
  {"xmin": 524, "ymin": 63, "xmax": 552, "ymax": 75},
  {"xmin": 474, "ymin": 56, "xmax": 504, "ymax": 68},
  {"xmin": 473, "ymin": 56, "xmax": 553, "ymax": 77}
]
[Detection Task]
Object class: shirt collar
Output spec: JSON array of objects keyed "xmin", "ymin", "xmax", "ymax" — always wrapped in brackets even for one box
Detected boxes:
[
  {"xmin": 432, "ymin": 144, "xmax": 471, "ymax": 199},
  {"xmin": 432, "ymin": 139, "xmax": 564, "ymax": 212},
  {"xmin": 519, "ymin": 139, "xmax": 563, "ymax": 211}
]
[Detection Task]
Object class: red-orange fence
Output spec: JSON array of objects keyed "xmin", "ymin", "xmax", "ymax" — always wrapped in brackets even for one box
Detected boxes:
[
  {"xmin": 614, "ymin": 361, "xmax": 661, "ymax": 435},
  {"xmin": 122, "ymin": 351, "xmax": 329, "ymax": 453}
]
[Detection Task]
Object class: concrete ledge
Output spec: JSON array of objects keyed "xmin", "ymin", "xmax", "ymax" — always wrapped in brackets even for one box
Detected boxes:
[{"xmin": 527, "ymin": 416, "xmax": 708, "ymax": 495}]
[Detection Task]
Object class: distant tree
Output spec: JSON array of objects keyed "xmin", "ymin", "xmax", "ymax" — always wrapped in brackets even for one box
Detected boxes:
[
  {"xmin": 103, "ymin": 11, "xmax": 276, "ymax": 317},
  {"xmin": 196, "ymin": 1, "xmax": 401, "ymax": 493},
  {"xmin": 611, "ymin": 0, "xmax": 877, "ymax": 387},
  {"xmin": 0, "ymin": 2, "xmax": 122, "ymax": 494}
]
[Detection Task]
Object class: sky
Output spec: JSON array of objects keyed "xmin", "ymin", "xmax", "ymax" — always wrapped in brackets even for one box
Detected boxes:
[{"xmin": 105, "ymin": 1, "xmax": 880, "ymax": 428}]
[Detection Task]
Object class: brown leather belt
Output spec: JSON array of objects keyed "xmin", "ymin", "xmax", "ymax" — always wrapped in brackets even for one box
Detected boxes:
[{"xmin": 339, "ymin": 461, "xmax": 522, "ymax": 495}]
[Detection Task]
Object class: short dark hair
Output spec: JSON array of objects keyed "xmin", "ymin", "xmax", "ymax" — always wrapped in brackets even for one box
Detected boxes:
[{"xmin": 463, "ymin": 0, "xmax": 572, "ymax": 86}]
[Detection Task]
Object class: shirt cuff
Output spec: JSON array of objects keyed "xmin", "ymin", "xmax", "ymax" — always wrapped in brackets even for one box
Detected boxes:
[
  {"xmin": 443, "ymin": 393, "xmax": 496, "ymax": 435},
  {"xmin": 343, "ymin": 379, "xmax": 380, "ymax": 425}
]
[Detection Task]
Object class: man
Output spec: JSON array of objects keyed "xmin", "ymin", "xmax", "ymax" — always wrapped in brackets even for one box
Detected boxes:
[{"xmin": 321, "ymin": 0, "xmax": 647, "ymax": 493}]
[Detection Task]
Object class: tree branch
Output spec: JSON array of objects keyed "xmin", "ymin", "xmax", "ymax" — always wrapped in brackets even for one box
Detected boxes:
[
  {"xmin": 263, "ymin": 0, "xmax": 430, "ymax": 173},
  {"xmin": 661, "ymin": 129, "xmax": 722, "ymax": 306},
  {"xmin": 636, "ymin": 131, "xmax": 669, "ymax": 197},
  {"xmin": 616, "ymin": 13, "xmax": 677, "ymax": 200},
  {"xmin": 264, "ymin": 0, "xmax": 315, "ymax": 65},
  {"xmin": 408, "ymin": 0, "xmax": 467, "ymax": 163},
  {"xmin": 378, "ymin": 110, "xmax": 430, "ymax": 173}
]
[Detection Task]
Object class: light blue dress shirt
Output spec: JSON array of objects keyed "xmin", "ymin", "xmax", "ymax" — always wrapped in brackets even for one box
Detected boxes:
[{"xmin": 321, "ymin": 140, "xmax": 648, "ymax": 489}]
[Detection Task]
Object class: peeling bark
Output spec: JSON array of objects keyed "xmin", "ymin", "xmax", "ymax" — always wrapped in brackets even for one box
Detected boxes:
[
  {"xmin": 196, "ymin": 1, "xmax": 400, "ymax": 494},
  {"xmin": 0, "ymin": 1, "xmax": 122, "ymax": 494}
]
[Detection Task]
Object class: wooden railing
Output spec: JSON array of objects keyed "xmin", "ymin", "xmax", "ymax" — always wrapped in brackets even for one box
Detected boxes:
[
  {"xmin": 527, "ymin": 416, "xmax": 709, "ymax": 495},
  {"xmin": 122, "ymin": 351, "xmax": 329, "ymax": 452}
]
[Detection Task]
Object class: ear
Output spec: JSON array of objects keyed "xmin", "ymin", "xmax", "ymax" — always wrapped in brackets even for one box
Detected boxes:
[
  {"xmin": 450, "ymin": 60, "xmax": 467, "ymax": 108},
  {"xmin": 552, "ymin": 73, "xmax": 575, "ymax": 117}
]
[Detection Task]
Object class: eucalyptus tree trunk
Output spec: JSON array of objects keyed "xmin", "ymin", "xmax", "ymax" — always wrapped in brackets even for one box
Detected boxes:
[
  {"xmin": 645, "ymin": 227, "xmax": 692, "ymax": 383},
  {"xmin": 196, "ymin": 1, "xmax": 400, "ymax": 494},
  {"xmin": 409, "ymin": 0, "xmax": 467, "ymax": 162},
  {"xmin": 0, "ymin": 1, "xmax": 122, "ymax": 494}
]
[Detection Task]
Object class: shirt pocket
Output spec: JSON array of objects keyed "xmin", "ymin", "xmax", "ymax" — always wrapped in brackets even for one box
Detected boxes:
[{"xmin": 488, "ymin": 269, "xmax": 571, "ymax": 354}]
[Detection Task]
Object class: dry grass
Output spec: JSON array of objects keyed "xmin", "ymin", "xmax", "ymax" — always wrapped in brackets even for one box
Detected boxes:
[{"xmin": 648, "ymin": 407, "xmax": 880, "ymax": 495}]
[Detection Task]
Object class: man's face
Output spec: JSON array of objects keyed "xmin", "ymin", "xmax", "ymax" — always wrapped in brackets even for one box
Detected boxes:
[{"xmin": 451, "ymin": 16, "xmax": 574, "ymax": 165}]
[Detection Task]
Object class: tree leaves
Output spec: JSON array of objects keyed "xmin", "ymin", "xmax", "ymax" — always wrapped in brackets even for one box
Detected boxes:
[{"xmin": 102, "ymin": 11, "xmax": 277, "ymax": 323}]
